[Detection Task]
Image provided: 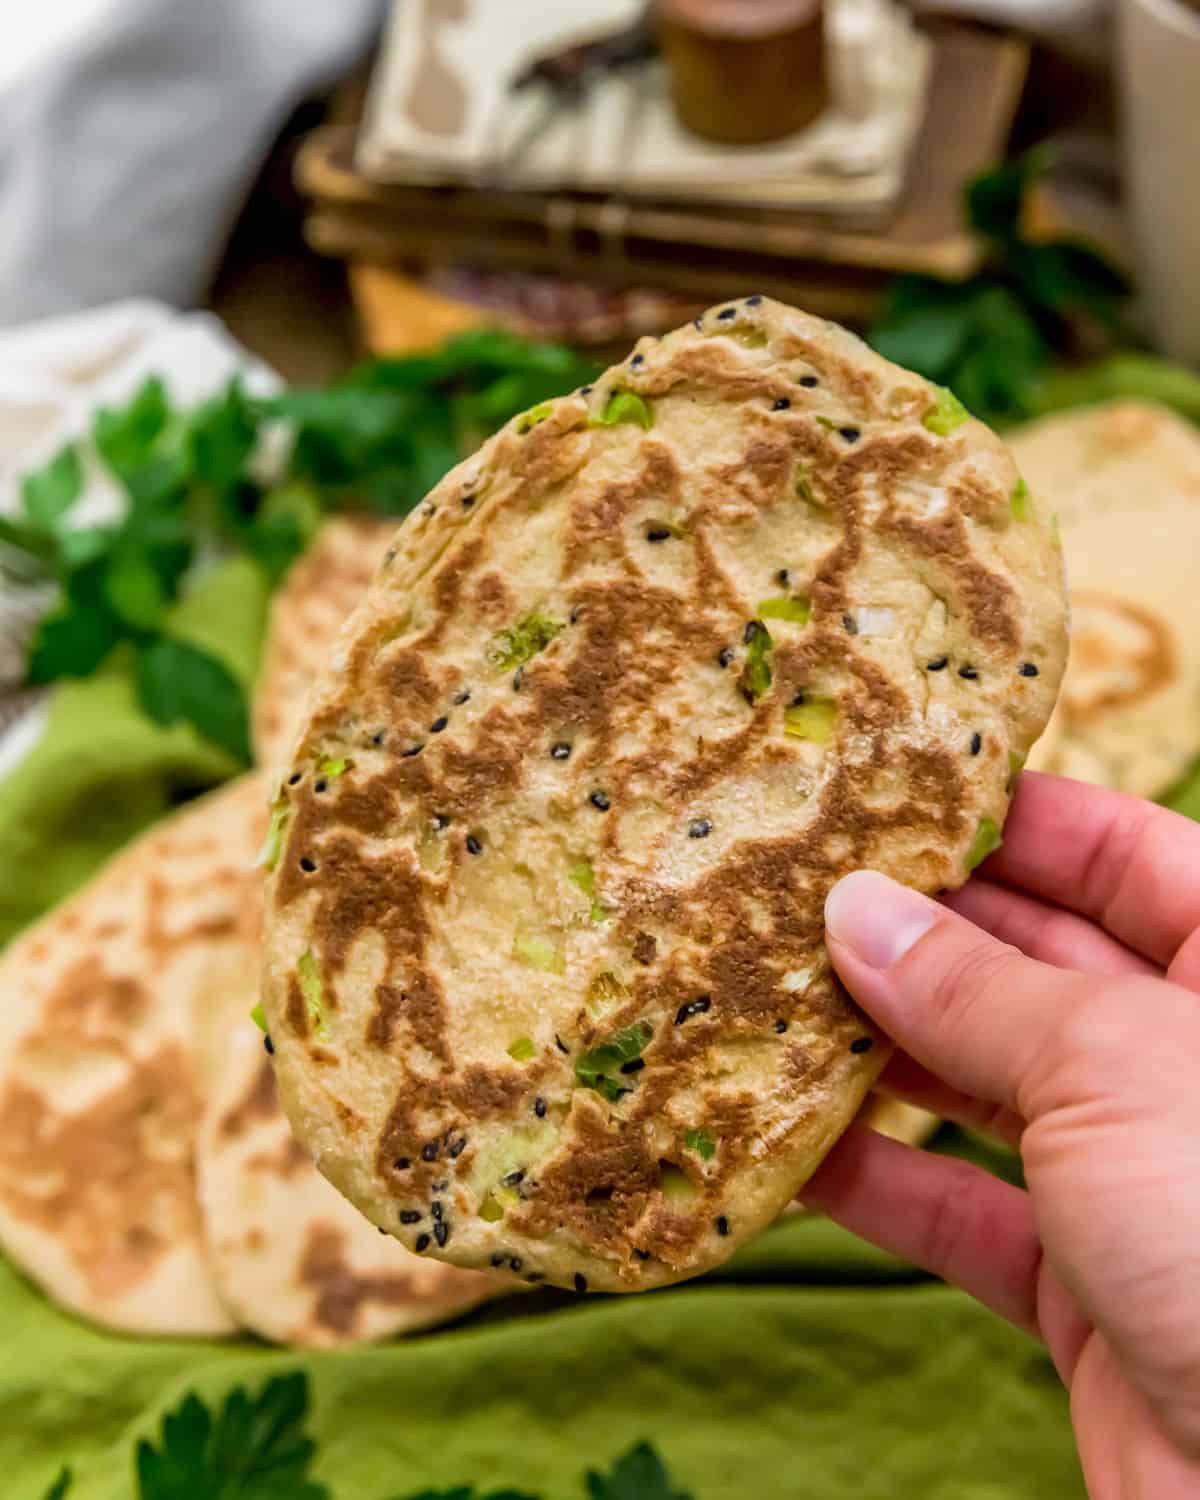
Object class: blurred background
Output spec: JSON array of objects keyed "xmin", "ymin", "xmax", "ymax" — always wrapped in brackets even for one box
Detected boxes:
[{"xmin": 1, "ymin": 3, "xmax": 1199, "ymax": 1498}]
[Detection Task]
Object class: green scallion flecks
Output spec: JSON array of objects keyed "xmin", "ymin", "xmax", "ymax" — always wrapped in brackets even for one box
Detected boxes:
[{"xmin": 589, "ymin": 391, "xmax": 653, "ymax": 430}]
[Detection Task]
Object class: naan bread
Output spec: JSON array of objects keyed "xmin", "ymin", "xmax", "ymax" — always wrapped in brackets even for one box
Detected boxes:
[
  {"xmin": 196, "ymin": 1003, "xmax": 497, "ymax": 1346},
  {"xmin": 1011, "ymin": 400, "xmax": 1200, "ymax": 797},
  {"xmin": 262, "ymin": 297, "xmax": 1067, "ymax": 1293},
  {"xmin": 0, "ymin": 775, "xmax": 265, "ymax": 1335},
  {"xmin": 254, "ymin": 517, "xmax": 394, "ymax": 770}
]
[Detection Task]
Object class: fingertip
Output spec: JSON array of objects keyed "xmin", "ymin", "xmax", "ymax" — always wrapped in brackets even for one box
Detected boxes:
[{"xmin": 825, "ymin": 870, "xmax": 940, "ymax": 971}]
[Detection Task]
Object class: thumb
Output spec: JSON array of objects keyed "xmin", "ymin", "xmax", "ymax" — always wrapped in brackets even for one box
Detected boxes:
[{"xmin": 824, "ymin": 869, "xmax": 1090, "ymax": 1117}]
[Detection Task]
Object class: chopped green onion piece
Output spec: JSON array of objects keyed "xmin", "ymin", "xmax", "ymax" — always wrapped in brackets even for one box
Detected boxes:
[
  {"xmin": 250, "ymin": 1002, "xmax": 268, "ymax": 1033},
  {"xmin": 1009, "ymin": 477, "xmax": 1032, "ymax": 522},
  {"xmin": 576, "ymin": 1022, "xmax": 652, "ymax": 1103},
  {"xmin": 487, "ymin": 610, "xmax": 563, "ymax": 671},
  {"xmin": 814, "ymin": 415, "xmax": 838, "ymax": 431},
  {"xmin": 757, "ymin": 595, "xmax": 811, "ymax": 625},
  {"xmin": 587, "ymin": 970, "xmax": 629, "ymax": 1017},
  {"xmin": 683, "ymin": 1128, "xmax": 716, "ymax": 1161},
  {"xmin": 479, "ymin": 1185, "xmax": 519, "ymax": 1222},
  {"xmin": 660, "ymin": 1164, "xmax": 697, "ymax": 1204},
  {"xmin": 256, "ymin": 796, "xmax": 289, "ymax": 871},
  {"xmin": 589, "ymin": 391, "xmax": 653, "ymax": 430},
  {"xmin": 1008, "ymin": 750, "xmax": 1027, "ymax": 776},
  {"xmin": 568, "ymin": 858, "xmax": 607, "ymax": 923},
  {"xmin": 740, "ymin": 622, "xmax": 773, "ymax": 702},
  {"xmin": 784, "ymin": 697, "xmax": 837, "ymax": 743},
  {"xmin": 296, "ymin": 949, "xmax": 330, "ymax": 1041},
  {"xmin": 794, "ymin": 465, "xmax": 816, "ymax": 504},
  {"xmin": 923, "ymin": 386, "xmax": 970, "ymax": 436},
  {"xmin": 965, "ymin": 817, "xmax": 1002, "ymax": 872},
  {"xmin": 512, "ymin": 931, "xmax": 565, "ymax": 974},
  {"xmin": 507, "ymin": 1036, "xmax": 537, "ymax": 1062},
  {"xmin": 515, "ymin": 400, "xmax": 554, "ymax": 434},
  {"xmin": 317, "ymin": 756, "xmax": 348, "ymax": 778}
]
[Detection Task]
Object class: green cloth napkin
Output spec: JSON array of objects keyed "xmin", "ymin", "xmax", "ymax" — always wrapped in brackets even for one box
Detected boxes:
[{"xmin": 11, "ymin": 546, "xmax": 1200, "ymax": 1500}]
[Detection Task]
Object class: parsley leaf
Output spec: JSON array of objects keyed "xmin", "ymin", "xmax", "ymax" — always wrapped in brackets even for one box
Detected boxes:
[
  {"xmin": 586, "ymin": 1443, "xmax": 694, "ymax": 1500},
  {"xmin": 136, "ymin": 1371, "xmax": 328, "ymax": 1500},
  {"xmin": 27, "ymin": 603, "xmax": 124, "ymax": 683},
  {"xmin": 39, "ymin": 1469, "xmax": 72, "ymax": 1500},
  {"xmin": 21, "ymin": 444, "xmax": 83, "ymax": 531},
  {"xmin": 576, "ymin": 1022, "xmax": 653, "ymax": 1102},
  {"xmin": 136, "ymin": 638, "xmax": 251, "ymax": 764},
  {"xmin": 391, "ymin": 1490, "xmax": 539, "ymax": 1500}
]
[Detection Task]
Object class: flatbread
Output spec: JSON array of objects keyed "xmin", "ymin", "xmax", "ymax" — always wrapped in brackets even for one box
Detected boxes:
[
  {"xmin": 262, "ymin": 297, "xmax": 1067, "ymax": 1293},
  {"xmin": 0, "ymin": 775, "xmax": 265, "ymax": 1335},
  {"xmin": 196, "ymin": 1003, "xmax": 498, "ymax": 1346},
  {"xmin": 254, "ymin": 517, "xmax": 395, "ymax": 770},
  {"xmin": 1011, "ymin": 400, "xmax": 1200, "ymax": 797}
]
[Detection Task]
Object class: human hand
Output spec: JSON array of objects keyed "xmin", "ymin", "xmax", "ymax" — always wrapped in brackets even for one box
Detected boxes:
[{"xmin": 800, "ymin": 771, "xmax": 1200, "ymax": 1499}]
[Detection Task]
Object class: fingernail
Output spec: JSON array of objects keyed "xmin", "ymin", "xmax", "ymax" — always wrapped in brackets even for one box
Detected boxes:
[{"xmin": 825, "ymin": 870, "xmax": 937, "ymax": 970}]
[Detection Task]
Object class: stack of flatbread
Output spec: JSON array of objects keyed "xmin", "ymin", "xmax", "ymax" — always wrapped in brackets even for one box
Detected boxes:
[
  {"xmin": 1013, "ymin": 401, "xmax": 1200, "ymax": 799},
  {"xmin": 0, "ymin": 511, "xmax": 936, "ymax": 1341}
]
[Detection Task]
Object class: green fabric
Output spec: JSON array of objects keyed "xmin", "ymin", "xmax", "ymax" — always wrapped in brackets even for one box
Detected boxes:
[{"xmin": 0, "ymin": 558, "xmax": 268, "ymax": 945}]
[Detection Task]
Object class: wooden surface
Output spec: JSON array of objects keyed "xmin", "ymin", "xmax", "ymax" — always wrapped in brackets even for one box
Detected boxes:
[{"xmin": 297, "ymin": 24, "xmax": 1028, "ymax": 288}]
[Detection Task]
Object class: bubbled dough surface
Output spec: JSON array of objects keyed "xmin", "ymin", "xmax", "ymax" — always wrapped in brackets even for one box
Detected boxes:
[{"xmin": 263, "ymin": 297, "xmax": 1067, "ymax": 1294}]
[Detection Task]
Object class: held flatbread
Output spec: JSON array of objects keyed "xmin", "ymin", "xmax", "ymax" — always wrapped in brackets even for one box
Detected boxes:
[
  {"xmin": 196, "ymin": 1002, "xmax": 498, "ymax": 1346},
  {"xmin": 254, "ymin": 517, "xmax": 395, "ymax": 770},
  {"xmin": 0, "ymin": 775, "xmax": 266, "ymax": 1335},
  {"xmin": 262, "ymin": 297, "xmax": 1067, "ymax": 1293},
  {"xmin": 1010, "ymin": 400, "xmax": 1200, "ymax": 797}
]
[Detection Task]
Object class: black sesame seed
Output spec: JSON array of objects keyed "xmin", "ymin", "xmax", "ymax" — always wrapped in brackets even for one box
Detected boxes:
[
  {"xmin": 715, "ymin": 1216, "xmax": 730, "ymax": 1237},
  {"xmin": 490, "ymin": 1253, "xmax": 507, "ymax": 1268},
  {"xmin": 716, "ymin": 307, "xmax": 737, "ymax": 321},
  {"xmin": 448, "ymin": 1135, "xmax": 467, "ymax": 1158},
  {"xmin": 399, "ymin": 1209, "xmax": 421, "ymax": 1224},
  {"xmin": 526, "ymin": 1271, "xmax": 544, "ymax": 1282},
  {"xmin": 434, "ymin": 1221, "xmax": 450, "ymax": 1247},
  {"xmin": 799, "ymin": 375, "xmax": 819, "ymax": 388},
  {"xmin": 646, "ymin": 527, "xmax": 671, "ymax": 542},
  {"xmin": 843, "ymin": 613, "xmax": 858, "ymax": 635},
  {"xmin": 693, "ymin": 316, "xmax": 703, "ymax": 330},
  {"xmin": 633, "ymin": 1249, "xmax": 651, "ymax": 1261},
  {"xmin": 534, "ymin": 1096, "xmax": 547, "ymax": 1118},
  {"xmin": 574, "ymin": 1273, "xmax": 588, "ymax": 1292},
  {"xmin": 314, "ymin": 779, "xmax": 328, "ymax": 794},
  {"xmin": 675, "ymin": 995, "xmax": 712, "ymax": 1026},
  {"xmin": 453, "ymin": 689, "xmax": 471, "ymax": 706},
  {"xmin": 415, "ymin": 1233, "xmax": 431, "ymax": 1252},
  {"xmin": 926, "ymin": 656, "xmax": 949, "ymax": 672},
  {"xmin": 580, "ymin": 385, "xmax": 594, "ymax": 396},
  {"xmin": 970, "ymin": 732, "xmax": 982, "ymax": 756},
  {"xmin": 299, "ymin": 856, "xmax": 316, "ymax": 872},
  {"xmin": 384, "ymin": 547, "xmax": 398, "ymax": 564},
  {"xmin": 743, "ymin": 619, "xmax": 763, "ymax": 644},
  {"xmin": 378, "ymin": 1225, "xmax": 387, "ymax": 1234},
  {"xmin": 421, "ymin": 1140, "xmax": 440, "ymax": 1162},
  {"xmin": 432, "ymin": 813, "xmax": 450, "ymax": 831},
  {"xmin": 401, "ymin": 742, "xmax": 424, "ymax": 758},
  {"xmin": 790, "ymin": 690, "xmax": 807, "ymax": 707},
  {"xmin": 1018, "ymin": 662, "xmax": 1039, "ymax": 677},
  {"xmin": 620, "ymin": 1058, "xmax": 646, "ymax": 1075},
  {"xmin": 510, "ymin": 1256, "xmax": 524, "ymax": 1272},
  {"xmin": 850, "ymin": 1036, "xmax": 875, "ymax": 1054},
  {"xmin": 772, "ymin": 398, "xmax": 792, "ymax": 411},
  {"xmin": 394, "ymin": 1157, "xmax": 411, "ymax": 1171},
  {"xmin": 717, "ymin": 647, "xmax": 734, "ymax": 669},
  {"xmin": 264, "ymin": 1034, "xmax": 275, "ymax": 1055},
  {"xmin": 502, "ymin": 1170, "xmax": 525, "ymax": 1187},
  {"xmin": 688, "ymin": 819, "xmax": 712, "ymax": 839},
  {"xmin": 745, "ymin": 294, "xmax": 763, "ymax": 306},
  {"xmin": 466, "ymin": 835, "xmax": 483, "ymax": 855},
  {"xmin": 430, "ymin": 1201, "xmax": 443, "ymax": 1220},
  {"xmin": 958, "ymin": 665, "xmax": 979, "ymax": 680},
  {"xmin": 429, "ymin": 715, "xmax": 448, "ymax": 734},
  {"xmin": 462, "ymin": 495, "xmax": 476, "ymax": 509},
  {"xmin": 550, "ymin": 742, "xmax": 571, "ymax": 760},
  {"xmin": 371, "ymin": 730, "xmax": 386, "ymax": 746},
  {"xmin": 512, "ymin": 667, "xmax": 524, "ymax": 691},
  {"xmin": 287, "ymin": 772, "xmax": 302, "ymax": 786},
  {"xmin": 631, "ymin": 353, "xmax": 644, "ymax": 367},
  {"xmin": 839, "ymin": 426, "xmax": 861, "ymax": 443},
  {"xmin": 433, "ymin": 1180, "xmax": 449, "ymax": 1192},
  {"xmin": 774, "ymin": 1019, "xmax": 788, "ymax": 1034},
  {"xmin": 555, "ymin": 1034, "xmax": 569, "ymax": 1055},
  {"xmin": 777, "ymin": 568, "xmax": 790, "ymax": 586},
  {"xmin": 589, "ymin": 791, "xmax": 610, "ymax": 811}
]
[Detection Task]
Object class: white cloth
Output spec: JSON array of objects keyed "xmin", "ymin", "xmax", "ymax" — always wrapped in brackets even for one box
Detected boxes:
[
  {"xmin": 0, "ymin": 0, "xmax": 383, "ymax": 323},
  {"xmin": 0, "ymin": 300, "xmax": 279, "ymax": 774}
]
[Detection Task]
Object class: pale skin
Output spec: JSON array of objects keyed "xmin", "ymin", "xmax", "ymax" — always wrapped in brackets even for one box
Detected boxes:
[{"xmin": 801, "ymin": 771, "xmax": 1200, "ymax": 1500}]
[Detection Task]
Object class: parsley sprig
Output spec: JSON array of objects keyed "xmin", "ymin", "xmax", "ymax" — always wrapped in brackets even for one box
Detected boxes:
[
  {"xmin": 869, "ymin": 150, "xmax": 1130, "ymax": 426},
  {"xmin": 3, "ymin": 332, "xmax": 596, "ymax": 764},
  {"xmin": 41, "ymin": 1373, "xmax": 693, "ymax": 1500}
]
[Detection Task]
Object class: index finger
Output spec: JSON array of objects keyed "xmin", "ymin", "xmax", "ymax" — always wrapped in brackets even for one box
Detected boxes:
[{"xmin": 985, "ymin": 771, "xmax": 1200, "ymax": 969}]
